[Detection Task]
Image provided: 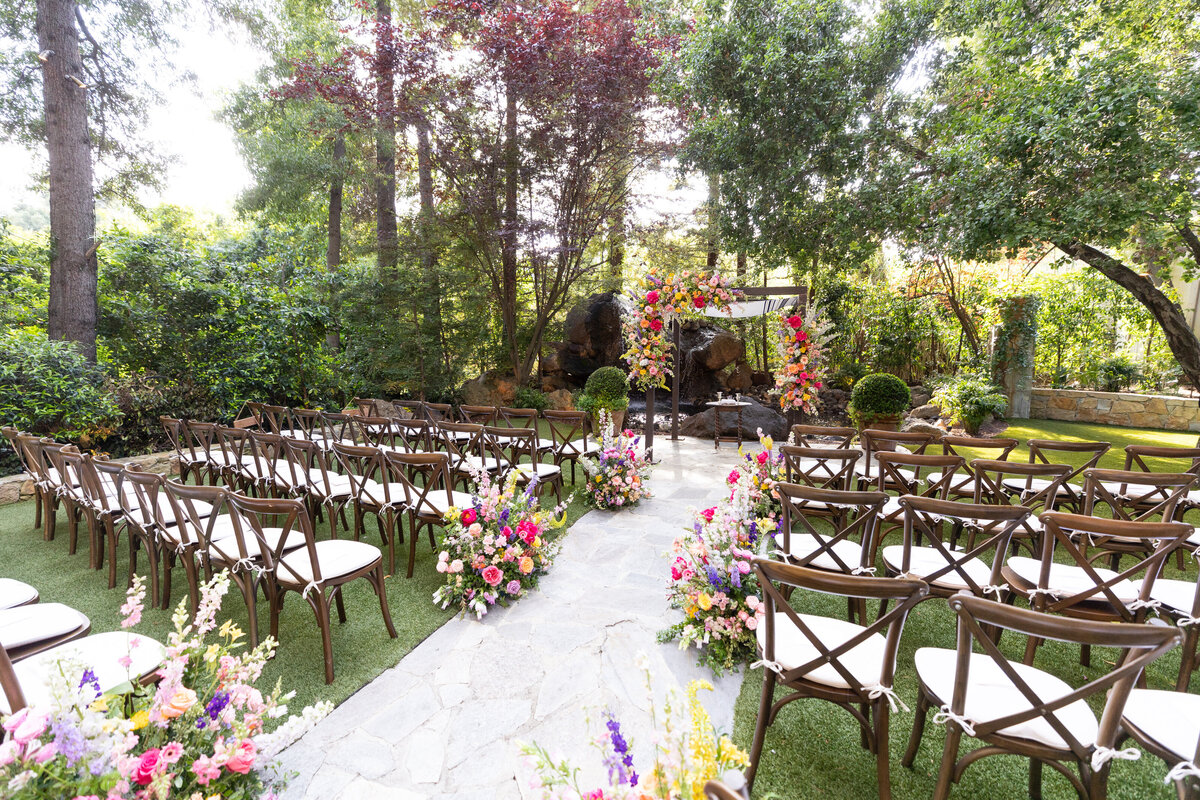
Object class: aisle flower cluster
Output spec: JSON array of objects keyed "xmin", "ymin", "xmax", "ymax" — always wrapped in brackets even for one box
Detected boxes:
[
  {"xmin": 434, "ymin": 468, "xmax": 568, "ymax": 619},
  {"xmin": 623, "ymin": 268, "xmax": 739, "ymax": 391},
  {"xmin": 660, "ymin": 489, "xmax": 766, "ymax": 675},
  {"xmin": 724, "ymin": 433, "xmax": 785, "ymax": 541},
  {"xmin": 521, "ymin": 672, "xmax": 750, "ymax": 800},
  {"xmin": 580, "ymin": 411, "xmax": 653, "ymax": 510},
  {"xmin": 0, "ymin": 573, "xmax": 331, "ymax": 800},
  {"xmin": 774, "ymin": 305, "xmax": 829, "ymax": 414}
]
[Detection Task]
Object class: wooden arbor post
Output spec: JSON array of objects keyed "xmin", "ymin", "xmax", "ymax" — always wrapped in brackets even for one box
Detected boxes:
[{"xmin": 671, "ymin": 319, "xmax": 681, "ymax": 441}]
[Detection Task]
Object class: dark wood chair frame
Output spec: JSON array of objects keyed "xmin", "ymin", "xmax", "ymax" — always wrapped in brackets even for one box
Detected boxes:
[
  {"xmin": 541, "ymin": 410, "xmax": 595, "ymax": 483},
  {"xmin": 1022, "ymin": 439, "xmax": 1112, "ymax": 512},
  {"xmin": 459, "ymin": 404, "xmax": 500, "ymax": 425},
  {"xmin": 935, "ymin": 436, "xmax": 1018, "ymax": 500},
  {"xmin": 780, "ymin": 445, "xmax": 862, "ymax": 492},
  {"xmin": 971, "ymin": 459, "xmax": 1071, "ymax": 556},
  {"xmin": 382, "ymin": 450, "xmax": 458, "ymax": 578},
  {"xmin": 790, "ymin": 423, "xmax": 857, "ymax": 449},
  {"xmin": 278, "ymin": 435, "xmax": 352, "ymax": 540},
  {"xmin": 331, "ymin": 441, "xmax": 406, "ymax": 576}
]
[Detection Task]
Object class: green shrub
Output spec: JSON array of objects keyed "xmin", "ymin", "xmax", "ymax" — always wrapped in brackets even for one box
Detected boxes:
[
  {"xmin": 0, "ymin": 329, "xmax": 121, "ymax": 447},
  {"xmin": 514, "ymin": 386, "xmax": 549, "ymax": 412},
  {"xmin": 848, "ymin": 372, "xmax": 910, "ymax": 424},
  {"xmin": 1095, "ymin": 357, "xmax": 1141, "ymax": 393},
  {"xmin": 102, "ymin": 373, "xmax": 224, "ymax": 458},
  {"xmin": 579, "ymin": 366, "xmax": 630, "ymax": 414},
  {"xmin": 931, "ymin": 374, "xmax": 1008, "ymax": 436}
]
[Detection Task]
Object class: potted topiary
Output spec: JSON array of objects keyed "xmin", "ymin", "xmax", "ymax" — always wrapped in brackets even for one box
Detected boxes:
[
  {"xmin": 577, "ymin": 366, "xmax": 630, "ymax": 433},
  {"xmin": 848, "ymin": 372, "xmax": 911, "ymax": 434}
]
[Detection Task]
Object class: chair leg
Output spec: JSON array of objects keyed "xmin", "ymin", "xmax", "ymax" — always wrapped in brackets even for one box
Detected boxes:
[
  {"xmin": 1177, "ymin": 627, "xmax": 1199, "ymax": 692},
  {"xmin": 104, "ymin": 517, "xmax": 121, "ymax": 589},
  {"xmin": 161, "ymin": 550, "xmax": 174, "ymax": 610},
  {"xmin": 932, "ymin": 723, "xmax": 963, "ymax": 800},
  {"xmin": 370, "ymin": 565, "xmax": 398, "ymax": 638},
  {"xmin": 33, "ymin": 488, "xmax": 43, "ymax": 529},
  {"xmin": 43, "ymin": 492, "xmax": 58, "ymax": 541},
  {"xmin": 311, "ymin": 592, "xmax": 335, "ymax": 685},
  {"xmin": 243, "ymin": 577, "xmax": 262, "ymax": 647},
  {"xmin": 745, "ymin": 669, "xmax": 777, "ymax": 790},
  {"xmin": 1080, "ymin": 643, "xmax": 1092, "ymax": 668},
  {"xmin": 902, "ymin": 692, "xmax": 929, "ymax": 768},
  {"xmin": 407, "ymin": 516, "xmax": 419, "ymax": 579},
  {"xmin": 1029, "ymin": 758, "xmax": 1043, "ymax": 800},
  {"xmin": 327, "ymin": 502, "xmax": 340, "ymax": 540},
  {"xmin": 875, "ymin": 700, "xmax": 893, "ymax": 800},
  {"xmin": 333, "ymin": 585, "xmax": 347, "ymax": 624}
]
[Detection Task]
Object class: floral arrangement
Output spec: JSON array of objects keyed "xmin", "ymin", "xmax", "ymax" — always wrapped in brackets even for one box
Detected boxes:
[
  {"xmin": 723, "ymin": 433, "xmax": 785, "ymax": 542},
  {"xmin": 0, "ymin": 573, "xmax": 332, "ymax": 800},
  {"xmin": 434, "ymin": 468, "xmax": 568, "ymax": 619},
  {"xmin": 774, "ymin": 305, "xmax": 829, "ymax": 414},
  {"xmin": 580, "ymin": 411, "xmax": 654, "ymax": 510},
  {"xmin": 623, "ymin": 268, "xmax": 739, "ymax": 391},
  {"xmin": 659, "ymin": 489, "xmax": 766, "ymax": 675},
  {"xmin": 521, "ymin": 670, "xmax": 750, "ymax": 799}
]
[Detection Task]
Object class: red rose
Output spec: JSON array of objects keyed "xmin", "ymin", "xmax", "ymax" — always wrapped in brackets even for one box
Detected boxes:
[
  {"xmin": 693, "ymin": 296, "xmax": 706, "ymax": 309},
  {"xmin": 461, "ymin": 508, "xmax": 477, "ymax": 525},
  {"xmin": 225, "ymin": 739, "xmax": 256, "ymax": 774},
  {"xmin": 481, "ymin": 565, "xmax": 503, "ymax": 586},
  {"xmin": 133, "ymin": 749, "xmax": 160, "ymax": 786},
  {"xmin": 649, "ymin": 318, "xmax": 663, "ymax": 331},
  {"xmin": 645, "ymin": 290, "xmax": 659, "ymax": 304},
  {"xmin": 701, "ymin": 507, "xmax": 716, "ymax": 522},
  {"xmin": 786, "ymin": 315, "xmax": 802, "ymax": 329},
  {"xmin": 815, "ymin": 381, "xmax": 823, "ymax": 388}
]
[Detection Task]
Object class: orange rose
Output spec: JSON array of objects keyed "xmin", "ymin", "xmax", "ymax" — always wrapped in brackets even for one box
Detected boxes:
[
  {"xmin": 160, "ymin": 687, "xmax": 197, "ymax": 719},
  {"xmin": 519, "ymin": 556, "xmax": 534, "ymax": 574}
]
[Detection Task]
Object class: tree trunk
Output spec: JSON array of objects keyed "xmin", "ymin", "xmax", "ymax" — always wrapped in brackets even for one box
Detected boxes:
[
  {"xmin": 38, "ymin": 0, "xmax": 98, "ymax": 361},
  {"xmin": 1056, "ymin": 239, "xmax": 1200, "ymax": 390},
  {"xmin": 501, "ymin": 84, "xmax": 520, "ymax": 375},
  {"xmin": 415, "ymin": 118, "xmax": 448, "ymax": 376},
  {"xmin": 706, "ymin": 172, "xmax": 720, "ymax": 270},
  {"xmin": 607, "ymin": 181, "xmax": 626, "ymax": 291},
  {"xmin": 325, "ymin": 131, "xmax": 345, "ymax": 351},
  {"xmin": 374, "ymin": 0, "xmax": 398, "ymax": 276}
]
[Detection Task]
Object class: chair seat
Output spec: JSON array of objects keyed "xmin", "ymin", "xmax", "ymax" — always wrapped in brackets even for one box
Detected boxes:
[
  {"xmin": 0, "ymin": 579, "xmax": 39, "ymax": 609},
  {"xmin": 756, "ymin": 612, "xmax": 887, "ymax": 690},
  {"xmin": 557, "ymin": 439, "xmax": 601, "ymax": 457},
  {"xmin": 459, "ymin": 455, "xmax": 507, "ymax": 473},
  {"xmin": 208, "ymin": 526, "xmax": 305, "ymax": 565},
  {"xmin": 779, "ymin": 535, "xmax": 864, "ymax": 572},
  {"xmin": 882, "ymin": 545, "xmax": 993, "ymax": 590},
  {"xmin": 915, "ymin": 647, "xmax": 1098, "ymax": 750},
  {"xmin": 881, "ymin": 497, "xmax": 904, "ymax": 518},
  {"xmin": 536, "ymin": 437, "xmax": 557, "ymax": 452},
  {"xmin": 277, "ymin": 539, "xmax": 382, "ymax": 585},
  {"xmin": 355, "ymin": 479, "xmax": 409, "ymax": 507},
  {"xmin": 514, "ymin": 462, "xmax": 561, "ymax": 479},
  {"xmin": 925, "ymin": 473, "xmax": 980, "ymax": 495},
  {"xmin": 1006, "ymin": 556, "xmax": 1141, "ymax": 603},
  {"xmin": 420, "ymin": 491, "xmax": 478, "ymax": 516},
  {"xmin": 1, "ymin": 631, "xmax": 166, "ymax": 714},
  {"xmin": 1123, "ymin": 689, "xmax": 1200, "ymax": 762},
  {"xmin": 307, "ymin": 474, "xmax": 356, "ymax": 500},
  {"xmin": 160, "ymin": 514, "xmax": 239, "ymax": 548},
  {"xmin": 0, "ymin": 603, "xmax": 89, "ymax": 649},
  {"xmin": 44, "ymin": 467, "xmax": 79, "ymax": 488},
  {"xmin": 270, "ymin": 463, "xmax": 327, "ymax": 488},
  {"xmin": 1129, "ymin": 577, "xmax": 1196, "ymax": 615}
]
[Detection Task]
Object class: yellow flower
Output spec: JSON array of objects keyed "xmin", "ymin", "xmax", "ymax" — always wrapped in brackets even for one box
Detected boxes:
[
  {"xmin": 129, "ymin": 709, "xmax": 150, "ymax": 730},
  {"xmin": 697, "ymin": 593, "xmax": 713, "ymax": 611},
  {"xmin": 761, "ymin": 435, "xmax": 774, "ymax": 450},
  {"xmin": 219, "ymin": 619, "xmax": 244, "ymax": 643},
  {"xmin": 204, "ymin": 643, "xmax": 221, "ymax": 663},
  {"xmin": 686, "ymin": 680, "xmax": 719, "ymax": 798}
]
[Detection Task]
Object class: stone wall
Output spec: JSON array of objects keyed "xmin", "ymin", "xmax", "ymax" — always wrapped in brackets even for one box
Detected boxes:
[
  {"xmin": 1029, "ymin": 388, "xmax": 1200, "ymax": 432},
  {"xmin": 0, "ymin": 450, "xmax": 179, "ymax": 507}
]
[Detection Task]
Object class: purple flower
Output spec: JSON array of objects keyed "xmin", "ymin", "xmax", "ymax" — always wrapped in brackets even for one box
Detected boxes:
[
  {"xmin": 506, "ymin": 580, "xmax": 522, "ymax": 595},
  {"xmin": 51, "ymin": 717, "xmax": 86, "ymax": 765},
  {"xmin": 603, "ymin": 713, "xmax": 638, "ymax": 786},
  {"xmin": 206, "ymin": 690, "xmax": 231, "ymax": 720},
  {"xmin": 499, "ymin": 508, "xmax": 510, "ymax": 523},
  {"xmin": 729, "ymin": 565, "xmax": 742, "ymax": 589},
  {"xmin": 78, "ymin": 668, "xmax": 100, "ymax": 699},
  {"xmin": 706, "ymin": 565, "xmax": 723, "ymax": 589}
]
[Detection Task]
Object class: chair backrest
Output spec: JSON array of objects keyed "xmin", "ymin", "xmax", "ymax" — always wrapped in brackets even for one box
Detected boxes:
[
  {"xmin": 184, "ymin": 421, "xmax": 223, "ymax": 460},
  {"xmin": 483, "ymin": 425, "xmax": 534, "ymax": 466},
  {"xmin": 754, "ymin": 558, "xmax": 928, "ymax": 694},
  {"xmin": 436, "ymin": 421, "xmax": 485, "ymax": 462},
  {"xmin": 217, "ymin": 426, "xmax": 256, "ymax": 476},
  {"xmin": 971, "ymin": 458, "xmax": 1071, "ymax": 512},
  {"xmin": 776, "ymin": 483, "xmax": 886, "ymax": 573},
  {"xmin": 1032, "ymin": 512, "xmax": 1193, "ymax": 621},
  {"xmin": 158, "ymin": 416, "xmax": 190, "ymax": 460},
  {"xmin": 499, "ymin": 407, "xmax": 539, "ymax": 429},
  {"xmin": 779, "ymin": 445, "xmax": 861, "ymax": 490},
  {"xmin": 13, "ymin": 433, "xmax": 52, "ymax": 485},
  {"xmin": 353, "ymin": 415, "xmax": 395, "ymax": 447},
  {"xmin": 874, "ymin": 452, "xmax": 964, "ymax": 499},
  {"xmin": 1082, "ymin": 468, "xmax": 1195, "ymax": 523},
  {"xmin": 318, "ymin": 411, "xmax": 361, "ymax": 448},
  {"xmin": 861, "ymin": 428, "xmax": 933, "ymax": 460},
  {"xmin": 277, "ymin": 435, "xmax": 339, "ymax": 498},
  {"xmin": 422, "ymin": 401, "xmax": 453, "ymax": 424},
  {"xmin": 1027, "ymin": 439, "xmax": 1110, "ymax": 507},
  {"xmin": 942, "ymin": 591, "xmax": 1179, "ymax": 766},
  {"xmin": 119, "ymin": 465, "xmax": 168, "ymax": 539},
  {"xmin": 1, "ymin": 427, "xmax": 31, "ymax": 475},
  {"xmin": 541, "ymin": 410, "xmax": 591, "ymax": 455},
  {"xmin": 39, "ymin": 440, "xmax": 81, "ymax": 496},
  {"xmin": 382, "ymin": 451, "xmax": 454, "ymax": 513},
  {"xmin": 459, "ymin": 404, "xmax": 499, "ymax": 425},
  {"xmin": 392, "ymin": 400, "xmax": 425, "ymax": 420},
  {"xmin": 256, "ymin": 404, "xmax": 290, "ymax": 435},
  {"xmin": 1123, "ymin": 444, "xmax": 1200, "ymax": 480},
  {"xmin": 243, "ymin": 401, "xmax": 267, "ymax": 429},
  {"xmin": 291, "ymin": 408, "xmax": 324, "ymax": 439},
  {"xmin": 389, "ymin": 419, "xmax": 432, "ymax": 453},
  {"xmin": 89, "ymin": 457, "xmax": 128, "ymax": 517},
  {"xmin": 332, "ymin": 441, "xmax": 402, "ymax": 508},
  {"xmin": 790, "ymin": 423, "xmax": 856, "ymax": 449},
  {"xmin": 897, "ymin": 496, "xmax": 1031, "ymax": 596},
  {"xmin": 939, "ymin": 435, "xmax": 1018, "ymax": 462},
  {"xmin": 250, "ymin": 431, "xmax": 290, "ymax": 488},
  {"xmin": 162, "ymin": 480, "xmax": 235, "ymax": 555},
  {"xmin": 353, "ymin": 397, "xmax": 381, "ymax": 416},
  {"xmin": 226, "ymin": 493, "xmax": 320, "ymax": 582}
]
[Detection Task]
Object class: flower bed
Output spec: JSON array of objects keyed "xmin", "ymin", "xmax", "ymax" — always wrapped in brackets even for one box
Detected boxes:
[
  {"xmin": 0, "ymin": 574, "xmax": 330, "ymax": 799},
  {"xmin": 580, "ymin": 412, "xmax": 653, "ymax": 510},
  {"xmin": 433, "ymin": 469, "xmax": 568, "ymax": 619}
]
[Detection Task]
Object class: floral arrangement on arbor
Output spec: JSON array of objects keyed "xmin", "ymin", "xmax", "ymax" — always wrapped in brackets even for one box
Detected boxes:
[
  {"xmin": 724, "ymin": 433, "xmax": 785, "ymax": 541},
  {"xmin": 521, "ymin": 672, "xmax": 750, "ymax": 799},
  {"xmin": 0, "ymin": 573, "xmax": 331, "ymax": 800},
  {"xmin": 434, "ymin": 469, "xmax": 568, "ymax": 619},
  {"xmin": 659, "ymin": 490, "xmax": 766, "ymax": 675},
  {"xmin": 580, "ymin": 411, "xmax": 654, "ymax": 510},
  {"xmin": 623, "ymin": 268, "xmax": 739, "ymax": 391},
  {"xmin": 774, "ymin": 305, "xmax": 829, "ymax": 414}
]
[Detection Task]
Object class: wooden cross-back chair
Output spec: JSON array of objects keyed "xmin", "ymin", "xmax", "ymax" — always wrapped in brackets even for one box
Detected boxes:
[
  {"xmin": 541, "ymin": 410, "xmax": 598, "ymax": 482},
  {"xmin": 790, "ymin": 423, "xmax": 857, "ymax": 449},
  {"xmin": 459, "ymin": 404, "xmax": 499, "ymax": 425},
  {"xmin": 775, "ymin": 482, "xmax": 885, "ymax": 577},
  {"xmin": 41, "ymin": 442, "xmax": 91, "ymax": 558},
  {"xmin": 352, "ymin": 397, "xmax": 380, "ymax": 417},
  {"xmin": 779, "ymin": 445, "xmax": 861, "ymax": 492},
  {"xmin": 16, "ymin": 434, "xmax": 67, "ymax": 541},
  {"xmin": 858, "ymin": 429, "xmax": 935, "ymax": 487},
  {"xmin": 747, "ymin": 559, "xmax": 928, "ymax": 800},
  {"xmin": 902, "ymin": 591, "xmax": 1180, "ymax": 800},
  {"xmin": 1121, "ymin": 687, "xmax": 1200, "ymax": 798},
  {"xmin": 389, "ymin": 419, "xmax": 433, "ymax": 454},
  {"xmin": 185, "ymin": 421, "xmax": 236, "ymax": 486},
  {"xmin": 971, "ymin": 459, "xmax": 1071, "ymax": 556},
  {"xmin": 317, "ymin": 411, "xmax": 361, "ymax": 451},
  {"xmin": 382, "ymin": 451, "xmax": 470, "ymax": 577},
  {"xmin": 289, "ymin": 408, "xmax": 325, "ymax": 442},
  {"xmin": 932, "ymin": 436, "xmax": 1018, "ymax": 501},
  {"xmin": 277, "ymin": 435, "xmax": 353, "ymax": 539},
  {"xmin": 499, "ymin": 406, "xmax": 539, "ymax": 429},
  {"xmin": 482, "ymin": 425, "xmax": 563, "ymax": 502},
  {"xmin": 330, "ymin": 441, "xmax": 406, "ymax": 576},
  {"xmin": 1009, "ymin": 439, "xmax": 1111, "ymax": 512},
  {"xmin": 422, "ymin": 401, "xmax": 453, "ymax": 424},
  {"xmin": 872, "ymin": 452, "xmax": 964, "ymax": 536},
  {"xmin": 226, "ymin": 492, "xmax": 396, "ymax": 684},
  {"xmin": 1082, "ymin": 468, "xmax": 1196, "ymax": 570}
]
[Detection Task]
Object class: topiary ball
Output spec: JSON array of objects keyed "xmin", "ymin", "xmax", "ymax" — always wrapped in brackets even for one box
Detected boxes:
[
  {"xmin": 584, "ymin": 366, "xmax": 630, "ymax": 405},
  {"xmin": 848, "ymin": 372, "xmax": 911, "ymax": 418}
]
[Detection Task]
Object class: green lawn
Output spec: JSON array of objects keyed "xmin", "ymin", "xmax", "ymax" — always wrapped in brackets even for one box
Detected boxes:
[
  {"xmin": 999, "ymin": 419, "xmax": 1199, "ymax": 475},
  {"xmin": 738, "ymin": 418, "xmax": 1200, "ymax": 800},
  {"xmin": 0, "ymin": 470, "xmax": 593, "ymax": 713}
]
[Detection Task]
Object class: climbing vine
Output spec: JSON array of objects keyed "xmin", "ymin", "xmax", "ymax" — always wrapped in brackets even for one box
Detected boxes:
[{"xmin": 991, "ymin": 296, "xmax": 1041, "ymax": 376}]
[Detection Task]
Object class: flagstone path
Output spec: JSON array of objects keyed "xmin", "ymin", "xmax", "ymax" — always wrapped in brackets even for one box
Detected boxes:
[{"xmin": 277, "ymin": 436, "xmax": 747, "ymax": 799}]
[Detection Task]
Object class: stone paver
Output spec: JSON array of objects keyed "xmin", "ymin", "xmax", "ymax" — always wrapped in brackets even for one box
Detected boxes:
[{"xmin": 277, "ymin": 437, "xmax": 746, "ymax": 797}]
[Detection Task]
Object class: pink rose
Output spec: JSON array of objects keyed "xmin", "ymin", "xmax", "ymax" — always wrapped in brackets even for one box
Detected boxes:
[
  {"xmin": 726, "ymin": 469, "xmax": 740, "ymax": 485},
  {"xmin": 460, "ymin": 508, "xmax": 477, "ymax": 525},
  {"xmin": 701, "ymin": 507, "xmax": 716, "ymax": 522},
  {"xmin": 191, "ymin": 754, "xmax": 221, "ymax": 785},
  {"xmin": 225, "ymin": 739, "xmax": 256, "ymax": 774},
  {"xmin": 746, "ymin": 616, "xmax": 759, "ymax": 631},
  {"xmin": 649, "ymin": 317, "xmax": 663, "ymax": 332},
  {"xmin": 645, "ymin": 290, "xmax": 659, "ymax": 304},
  {"xmin": 481, "ymin": 565, "xmax": 503, "ymax": 587},
  {"xmin": 30, "ymin": 741, "xmax": 58, "ymax": 764},
  {"xmin": 133, "ymin": 748, "xmax": 161, "ymax": 786},
  {"xmin": 8, "ymin": 709, "xmax": 49, "ymax": 745},
  {"xmin": 756, "ymin": 451, "xmax": 769, "ymax": 465}
]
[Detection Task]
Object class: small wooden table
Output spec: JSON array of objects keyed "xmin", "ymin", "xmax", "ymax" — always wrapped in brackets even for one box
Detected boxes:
[{"xmin": 706, "ymin": 400, "xmax": 751, "ymax": 449}]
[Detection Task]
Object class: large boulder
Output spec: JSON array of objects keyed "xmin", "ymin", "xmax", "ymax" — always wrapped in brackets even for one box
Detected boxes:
[
  {"xmin": 723, "ymin": 362, "xmax": 754, "ymax": 392},
  {"xmin": 901, "ymin": 418, "xmax": 946, "ymax": 439},
  {"xmin": 676, "ymin": 321, "xmax": 747, "ymax": 401},
  {"xmin": 560, "ymin": 291, "xmax": 632, "ymax": 379},
  {"xmin": 679, "ymin": 398, "xmax": 788, "ymax": 440},
  {"xmin": 546, "ymin": 389, "xmax": 575, "ymax": 410},
  {"xmin": 460, "ymin": 369, "xmax": 518, "ymax": 407},
  {"xmin": 909, "ymin": 403, "xmax": 942, "ymax": 420}
]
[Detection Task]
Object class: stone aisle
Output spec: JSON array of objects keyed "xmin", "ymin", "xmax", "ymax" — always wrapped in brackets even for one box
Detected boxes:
[{"xmin": 276, "ymin": 437, "xmax": 747, "ymax": 799}]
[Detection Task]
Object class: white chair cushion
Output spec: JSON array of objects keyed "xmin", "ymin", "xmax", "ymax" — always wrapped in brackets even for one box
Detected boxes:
[
  {"xmin": 420, "ymin": 491, "xmax": 477, "ymax": 515},
  {"xmin": 307, "ymin": 474, "xmax": 355, "ymax": 499},
  {"xmin": 460, "ymin": 456, "xmax": 506, "ymax": 473},
  {"xmin": 2, "ymin": 632, "xmax": 166, "ymax": 715},
  {"xmin": 756, "ymin": 612, "xmax": 887, "ymax": 690},
  {"xmin": 914, "ymin": 647, "xmax": 1098, "ymax": 749},
  {"xmin": 0, "ymin": 579, "xmax": 38, "ymax": 609},
  {"xmin": 1006, "ymin": 556, "xmax": 1141, "ymax": 603},
  {"xmin": 277, "ymin": 539, "xmax": 381, "ymax": 585},
  {"xmin": 557, "ymin": 438, "xmax": 600, "ymax": 456},
  {"xmin": 160, "ymin": 513, "xmax": 239, "ymax": 548},
  {"xmin": 1123, "ymin": 689, "xmax": 1200, "ymax": 761},
  {"xmin": 881, "ymin": 497, "xmax": 904, "ymax": 517},
  {"xmin": 354, "ymin": 479, "xmax": 408, "ymax": 507},
  {"xmin": 883, "ymin": 545, "xmax": 994, "ymax": 590},
  {"xmin": 0, "ymin": 603, "xmax": 88, "ymax": 649},
  {"xmin": 514, "ymin": 462, "xmax": 561, "ymax": 479},
  {"xmin": 207, "ymin": 526, "xmax": 305, "ymax": 564},
  {"xmin": 1130, "ymin": 577, "xmax": 1196, "ymax": 615},
  {"xmin": 779, "ymin": 535, "xmax": 864, "ymax": 572}
]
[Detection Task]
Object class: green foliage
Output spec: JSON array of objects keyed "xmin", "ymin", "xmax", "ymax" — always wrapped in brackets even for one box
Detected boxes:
[
  {"xmin": 105, "ymin": 373, "xmax": 224, "ymax": 458},
  {"xmin": 514, "ymin": 386, "xmax": 549, "ymax": 412},
  {"xmin": 931, "ymin": 374, "xmax": 1008, "ymax": 436},
  {"xmin": 0, "ymin": 329, "xmax": 121, "ymax": 444},
  {"xmin": 1095, "ymin": 357, "xmax": 1142, "ymax": 394},
  {"xmin": 579, "ymin": 367, "xmax": 630, "ymax": 414},
  {"xmin": 848, "ymin": 373, "xmax": 910, "ymax": 423}
]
